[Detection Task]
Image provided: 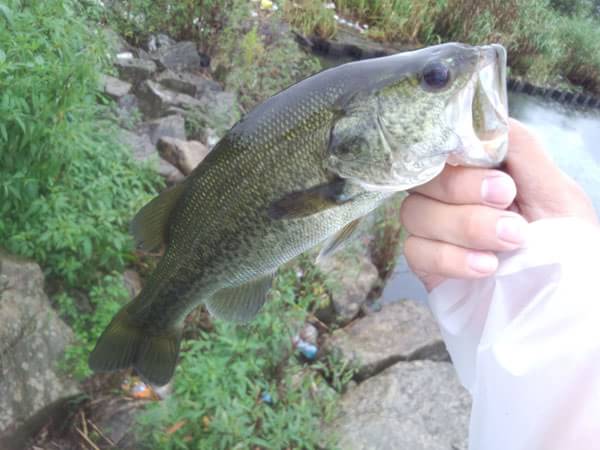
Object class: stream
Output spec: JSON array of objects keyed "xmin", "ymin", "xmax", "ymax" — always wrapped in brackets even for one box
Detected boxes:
[{"xmin": 381, "ymin": 91, "xmax": 600, "ymax": 303}]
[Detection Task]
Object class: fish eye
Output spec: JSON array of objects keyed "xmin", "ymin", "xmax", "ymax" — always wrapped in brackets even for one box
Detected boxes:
[{"xmin": 421, "ymin": 62, "xmax": 451, "ymax": 91}]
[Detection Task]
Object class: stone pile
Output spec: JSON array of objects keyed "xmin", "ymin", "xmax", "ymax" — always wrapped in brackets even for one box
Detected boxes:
[{"xmin": 102, "ymin": 33, "xmax": 239, "ymax": 186}]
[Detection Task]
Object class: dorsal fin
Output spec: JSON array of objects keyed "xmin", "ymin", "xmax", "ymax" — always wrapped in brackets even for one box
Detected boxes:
[
  {"xmin": 204, "ymin": 273, "xmax": 275, "ymax": 323},
  {"xmin": 130, "ymin": 182, "xmax": 186, "ymax": 252}
]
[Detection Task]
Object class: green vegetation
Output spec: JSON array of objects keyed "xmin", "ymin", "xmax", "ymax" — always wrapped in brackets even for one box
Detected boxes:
[
  {"xmin": 286, "ymin": 0, "xmax": 600, "ymax": 94},
  {"xmin": 0, "ymin": 0, "xmax": 158, "ymax": 286},
  {"xmin": 0, "ymin": 0, "xmax": 158, "ymax": 383},
  {"xmin": 1, "ymin": 0, "xmax": 342, "ymax": 447},
  {"xmin": 56, "ymin": 274, "xmax": 129, "ymax": 378},
  {"xmin": 137, "ymin": 261, "xmax": 348, "ymax": 450},
  {"xmin": 15, "ymin": 0, "xmax": 600, "ymax": 447}
]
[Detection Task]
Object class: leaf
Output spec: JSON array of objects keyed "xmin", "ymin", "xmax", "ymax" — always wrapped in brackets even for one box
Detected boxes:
[
  {"xmin": 0, "ymin": 3, "xmax": 12, "ymax": 26},
  {"xmin": 0, "ymin": 49, "xmax": 5, "ymax": 64},
  {"xmin": 165, "ymin": 420, "xmax": 187, "ymax": 435},
  {"xmin": 82, "ymin": 238, "xmax": 92, "ymax": 258}
]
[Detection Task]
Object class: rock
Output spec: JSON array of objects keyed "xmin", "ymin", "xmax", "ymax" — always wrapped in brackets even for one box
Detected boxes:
[
  {"xmin": 0, "ymin": 251, "xmax": 79, "ymax": 434},
  {"xmin": 136, "ymin": 80, "xmax": 202, "ymax": 118},
  {"xmin": 103, "ymin": 27, "xmax": 133, "ymax": 55},
  {"xmin": 328, "ymin": 360, "xmax": 470, "ymax": 450},
  {"xmin": 206, "ymin": 91, "xmax": 238, "ymax": 126},
  {"xmin": 114, "ymin": 57, "xmax": 157, "ymax": 85},
  {"xmin": 156, "ymin": 70, "xmax": 222, "ymax": 98},
  {"xmin": 123, "ymin": 270, "xmax": 142, "ymax": 298},
  {"xmin": 157, "ymin": 137, "xmax": 210, "ymax": 175},
  {"xmin": 146, "ymin": 33, "xmax": 176, "ymax": 53},
  {"xmin": 157, "ymin": 158, "xmax": 185, "ymax": 185},
  {"xmin": 114, "ymin": 94, "xmax": 141, "ymax": 129},
  {"xmin": 119, "ymin": 128, "xmax": 184, "ymax": 183},
  {"xmin": 137, "ymin": 115, "xmax": 187, "ymax": 146},
  {"xmin": 119, "ymin": 129, "xmax": 156, "ymax": 162},
  {"xmin": 101, "ymin": 74, "xmax": 132, "ymax": 101},
  {"xmin": 83, "ymin": 396, "xmax": 149, "ymax": 450},
  {"xmin": 153, "ymin": 41, "xmax": 206, "ymax": 71},
  {"xmin": 319, "ymin": 253, "xmax": 379, "ymax": 325},
  {"xmin": 325, "ymin": 300, "xmax": 449, "ymax": 380}
]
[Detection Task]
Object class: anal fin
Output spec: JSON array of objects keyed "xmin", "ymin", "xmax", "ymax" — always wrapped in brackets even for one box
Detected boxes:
[{"xmin": 205, "ymin": 273, "xmax": 274, "ymax": 322}]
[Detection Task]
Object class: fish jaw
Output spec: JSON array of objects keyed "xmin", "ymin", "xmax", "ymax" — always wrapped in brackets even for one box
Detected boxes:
[{"xmin": 446, "ymin": 44, "xmax": 509, "ymax": 168}]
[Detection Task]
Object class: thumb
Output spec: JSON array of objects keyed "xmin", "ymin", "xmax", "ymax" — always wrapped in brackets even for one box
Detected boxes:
[{"xmin": 506, "ymin": 118, "xmax": 597, "ymax": 223}]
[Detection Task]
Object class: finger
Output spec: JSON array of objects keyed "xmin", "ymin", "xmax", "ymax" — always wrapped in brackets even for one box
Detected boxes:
[
  {"xmin": 404, "ymin": 235, "xmax": 498, "ymax": 291},
  {"xmin": 507, "ymin": 118, "xmax": 598, "ymax": 222},
  {"xmin": 506, "ymin": 118, "xmax": 559, "ymax": 187},
  {"xmin": 400, "ymin": 193, "xmax": 528, "ymax": 251},
  {"xmin": 411, "ymin": 165, "xmax": 516, "ymax": 208}
]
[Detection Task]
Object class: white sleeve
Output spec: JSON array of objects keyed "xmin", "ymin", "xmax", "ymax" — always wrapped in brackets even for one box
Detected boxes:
[{"xmin": 428, "ymin": 217, "xmax": 600, "ymax": 450}]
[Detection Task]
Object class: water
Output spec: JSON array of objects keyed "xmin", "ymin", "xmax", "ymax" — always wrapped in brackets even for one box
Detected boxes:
[{"xmin": 381, "ymin": 92, "xmax": 600, "ymax": 303}]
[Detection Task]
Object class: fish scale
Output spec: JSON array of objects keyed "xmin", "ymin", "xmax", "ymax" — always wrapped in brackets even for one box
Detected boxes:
[{"xmin": 89, "ymin": 43, "xmax": 509, "ymax": 385}]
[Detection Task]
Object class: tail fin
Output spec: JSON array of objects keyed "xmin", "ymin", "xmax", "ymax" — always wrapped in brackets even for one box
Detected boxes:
[{"xmin": 88, "ymin": 305, "xmax": 182, "ymax": 386}]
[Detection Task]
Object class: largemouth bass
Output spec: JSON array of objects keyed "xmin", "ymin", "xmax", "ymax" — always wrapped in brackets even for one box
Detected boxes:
[{"xmin": 90, "ymin": 43, "xmax": 509, "ymax": 385}]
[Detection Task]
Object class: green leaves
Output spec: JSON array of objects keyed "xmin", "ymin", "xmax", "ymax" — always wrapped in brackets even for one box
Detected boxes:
[
  {"xmin": 136, "ymin": 262, "xmax": 342, "ymax": 450},
  {"xmin": 0, "ymin": 3, "xmax": 13, "ymax": 27},
  {"xmin": 0, "ymin": 0, "xmax": 160, "ymax": 287}
]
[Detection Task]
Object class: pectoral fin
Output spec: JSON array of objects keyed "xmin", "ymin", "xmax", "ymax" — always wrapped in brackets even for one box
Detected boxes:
[
  {"xmin": 130, "ymin": 182, "xmax": 186, "ymax": 252},
  {"xmin": 268, "ymin": 177, "xmax": 352, "ymax": 220},
  {"xmin": 317, "ymin": 218, "xmax": 363, "ymax": 263},
  {"xmin": 205, "ymin": 273, "xmax": 275, "ymax": 322}
]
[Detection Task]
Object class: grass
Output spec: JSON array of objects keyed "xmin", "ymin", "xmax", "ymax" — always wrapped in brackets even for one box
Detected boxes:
[
  {"xmin": 0, "ymin": 0, "xmax": 160, "ymax": 386},
  {"xmin": 136, "ymin": 260, "xmax": 350, "ymax": 450},
  {"xmin": 0, "ymin": 0, "xmax": 159, "ymax": 290},
  {"xmin": 1, "ymin": 1, "xmax": 348, "ymax": 447},
  {"xmin": 284, "ymin": 0, "xmax": 600, "ymax": 95}
]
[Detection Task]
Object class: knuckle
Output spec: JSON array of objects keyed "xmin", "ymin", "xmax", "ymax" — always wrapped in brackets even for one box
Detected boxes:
[
  {"xmin": 440, "ymin": 170, "xmax": 460, "ymax": 201},
  {"xmin": 399, "ymin": 195, "xmax": 418, "ymax": 227}
]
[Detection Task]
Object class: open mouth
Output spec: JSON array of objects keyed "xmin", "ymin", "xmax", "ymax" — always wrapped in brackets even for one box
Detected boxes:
[{"xmin": 447, "ymin": 44, "xmax": 509, "ymax": 167}]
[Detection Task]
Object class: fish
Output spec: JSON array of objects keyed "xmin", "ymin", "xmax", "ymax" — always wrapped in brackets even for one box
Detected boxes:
[{"xmin": 89, "ymin": 42, "xmax": 509, "ymax": 385}]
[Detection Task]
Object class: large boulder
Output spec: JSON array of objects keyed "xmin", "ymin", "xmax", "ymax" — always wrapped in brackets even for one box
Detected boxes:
[
  {"xmin": 119, "ymin": 128, "xmax": 156, "ymax": 162},
  {"xmin": 119, "ymin": 128, "xmax": 184, "ymax": 185},
  {"xmin": 157, "ymin": 137, "xmax": 210, "ymax": 175},
  {"xmin": 0, "ymin": 251, "xmax": 79, "ymax": 434},
  {"xmin": 101, "ymin": 74, "xmax": 132, "ymax": 101},
  {"xmin": 136, "ymin": 80, "xmax": 203, "ymax": 118},
  {"xmin": 152, "ymin": 41, "xmax": 207, "ymax": 71},
  {"xmin": 137, "ymin": 115, "xmax": 187, "ymax": 146},
  {"xmin": 318, "ymin": 253, "xmax": 380, "ymax": 325},
  {"xmin": 325, "ymin": 300, "xmax": 449, "ymax": 380},
  {"xmin": 156, "ymin": 70, "xmax": 222, "ymax": 98},
  {"xmin": 114, "ymin": 56, "xmax": 157, "ymax": 85},
  {"xmin": 328, "ymin": 360, "xmax": 471, "ymax": 450}
]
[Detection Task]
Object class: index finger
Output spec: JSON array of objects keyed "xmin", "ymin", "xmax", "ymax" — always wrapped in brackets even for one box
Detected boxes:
[{"xmin": 411, "ymin": 165, "xmax": 517, "ymax": 208}]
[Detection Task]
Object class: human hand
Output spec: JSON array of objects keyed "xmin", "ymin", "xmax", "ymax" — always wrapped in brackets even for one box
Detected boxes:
[{"xmin": 400, "ymin": 118, "xmax": 598, "ymax": 292}]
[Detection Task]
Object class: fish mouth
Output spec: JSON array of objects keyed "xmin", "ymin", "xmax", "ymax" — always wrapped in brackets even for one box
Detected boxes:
[{"xmin": 446, "ymin": 44, "xmax": 509, "ymax": 167}]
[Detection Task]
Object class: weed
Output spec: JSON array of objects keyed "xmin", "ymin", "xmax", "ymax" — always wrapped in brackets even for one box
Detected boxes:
[
  {"xmin": 214, "ymin": 7, "xmax": 322, "ymax": 111},
  {"xmin": 0, "ymin": 0, "xmax": 159, "ymax": 288},
  {"xmin": 136, "ymin": 262, "xmax": 341, "ymax": 449},
  {"xmin": 57, "ymin": 274, "xmax": 129, "ymax": 379},
  {"xmin": 284, "ymin": 0, "xmax": 337, "ymax": 39}
]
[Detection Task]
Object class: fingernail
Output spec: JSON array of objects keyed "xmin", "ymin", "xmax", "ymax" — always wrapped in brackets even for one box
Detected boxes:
[
  {"xmin": 496, "ymin": 216, "xmax": 528, "ymax": 245},
  {"xmin": 481, "ymin": 175, "xmax": 516, "ymax": 206},
  {"xmin": 467, "ymin": 252, "xmax": 498, "ymax": 274}
]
